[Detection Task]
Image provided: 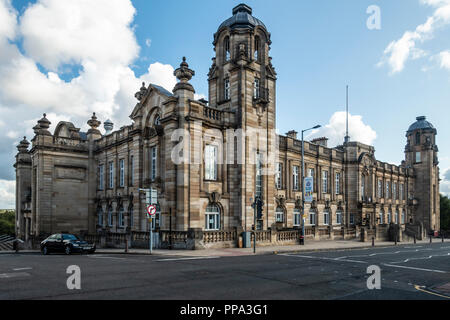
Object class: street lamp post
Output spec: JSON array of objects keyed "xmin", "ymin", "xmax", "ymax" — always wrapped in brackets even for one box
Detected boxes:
[{"xmin": 301, "ymin": 125, "xmax": 321, "ymax": 245}]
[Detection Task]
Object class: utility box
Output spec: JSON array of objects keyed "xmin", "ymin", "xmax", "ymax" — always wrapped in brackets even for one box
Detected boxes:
[{"xmin": 242, "ymin": 232, "xmax": 251, "ymax": 248}]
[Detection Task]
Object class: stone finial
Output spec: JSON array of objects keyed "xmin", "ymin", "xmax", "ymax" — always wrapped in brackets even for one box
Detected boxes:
[
  {"xmin": 135, "ymin": 82, "xmax": 147, "ymax": 101},
  {"xmin": 87, "ymin": 112, "xmax": 101, "ymax": 134},
  {"xmin": 17, "ymin": 136, "xmax": 30, "ymax": 153},
  {"xmin": 36, "ymin": 113, "xmax": 52, "ymax": 136},
  {"xmin": 174, "ymin": 57, "xmax": 195, "ymax": 82}
]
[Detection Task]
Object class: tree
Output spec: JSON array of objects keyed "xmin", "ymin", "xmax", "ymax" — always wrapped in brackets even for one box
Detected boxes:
[{"xmin": 440, "ymin": 194, "xmax": 450, "ymax": 231}]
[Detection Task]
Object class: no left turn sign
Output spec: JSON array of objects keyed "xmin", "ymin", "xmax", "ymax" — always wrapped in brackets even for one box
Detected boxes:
[{"xmin": 147, "ymin": 205, "xmax": 156, "ymax": 217}]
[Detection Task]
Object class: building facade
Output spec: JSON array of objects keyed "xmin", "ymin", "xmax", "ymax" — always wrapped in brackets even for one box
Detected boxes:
[{"xmin": 14, "ymin": 4, "xmax": 440, "ymax": 245}]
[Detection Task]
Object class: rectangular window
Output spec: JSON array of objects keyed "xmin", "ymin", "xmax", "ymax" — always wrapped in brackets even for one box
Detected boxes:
[
  {"xmin": 276, "ymin": 210, "xmax": 284, "ymax": 223},
  {"xmin": 323, "ymin": 211, "xmax": 329, "ymax": 225},
  {"xmin": 151, "ymin": 147, "xmax": 157, "ymax": 180},
  {"xmin": 386, "ymin": 181, "xmax": 390, "ymax": 199},
  {"xmin": 400, "ymin": 184, "xmax": 404, "ymax": 201},
  {"xmin": 98, "ymin": 165, "xmax": 104, "ymax": 190},
  {"xmin": 130, "ymin": 155, "xmax": 134, "ymax": 186},
  {"xmin": 109, "ymin": 162, "xmax": 114, "ymax": 189},
  {"xmin": 336, "ymin": 211, "xmax": 342, "ymax": 225},
  {"xmin": 294, "ymin": 209, "xmax": 301, "ymax": 226},
  {"xmin": 254, "ymin": 78, "xmax": 260, "ymax": 99},
  {"xmin": 224, "ymin": 79, "xmax": 230, "ymax": 100},
  {"xmin": 393, "ymin": 182, "xmax": 397, "ymax": 200},
  {"xmin": 416, "ymin": 152, "xmax": 421, "ymax": 163},
  {"xmin": 322, "ymin": 171, "xmax": 328, "ymax": 194},
  {"xmin": 401, "ymin": 211, "xmax": 405, "ymax": 224},
  {"xmin": 378, "ymin": 180, "xmax": 383, "ymax": 198},
  {"xmin": 256, "ymin": 152, "xmax": 263, "ymax": 198},
  {"xmin": 276, "ymin": 163, "xmax": 283, "ymax": 189},
  {"xmin": 335, "ymin": 172, "xmax": 341, "ymax": 195},
  {"xmin": 349, "ymin": 213, "xmax": 355, "ymax": 225},
  {"xmin": 205, "ymin": 213, "xmax": 220, "ymax": 231},
  {"xmin": 308, "ymin": 168, "xmax": 315, "ymax": 192},
  {"xmin": 204, "ymin": 145, "xmax": 218, "ymax": 181},
  {"xmin": 293, "ymin": 166, "xmax": 299, "ymax": 191},
  {"xmin": 309, "ymin": 210, "xmax": 316, "ymax": 226},
  {"xmin": 380, "ymin": 212, "xmax": 384, "ymax": 224},
  {"xmin": 119, "ymin": 159, "xmax": 125, "ymax": 187},
  {"xmin": 361, "ymin": 176, "xmax": 365, "ymax": 200}
]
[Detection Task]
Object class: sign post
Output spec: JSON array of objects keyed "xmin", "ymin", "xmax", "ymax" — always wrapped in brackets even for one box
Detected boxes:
[{"xmin": 140, "ymin": 188, "xmax": 158, "ymax": 254}]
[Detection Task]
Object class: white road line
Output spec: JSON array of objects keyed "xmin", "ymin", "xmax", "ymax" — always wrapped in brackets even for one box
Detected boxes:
[
  {"xmin": 382, "ymin": 263, "xmax": 447, "ymax": 274},
  {"xmin": 88, "ymin": 256, "xmax": 127, "ymax": 260},
  {"xmin": 0, "ymin": 272, "xmax": 31, "ymax": 279},
  {"xmin": 12, "ymin": 267, "xmax": 32, "ymax": 271},
  {"xmin": 156, "ymin": 256, "xmax": 221, "ymax": 262},
  {"xmin": 389, "ymin": 252, "xmax": 450, "ymax": 264},
  {"xmin": 279, "ymin": 254, "xmax": 367, "ymax": 264}
]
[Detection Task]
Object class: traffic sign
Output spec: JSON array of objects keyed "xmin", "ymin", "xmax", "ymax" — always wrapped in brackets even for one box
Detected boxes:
[{"xmin": 147, "ymin": 205, "xmax": 156, "ymax": 217}]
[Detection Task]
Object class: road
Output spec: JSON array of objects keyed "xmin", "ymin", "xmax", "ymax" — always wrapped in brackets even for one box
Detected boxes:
[{"xmin": 0, "ymin": 242, "xmax": 449, "ymax": 300}]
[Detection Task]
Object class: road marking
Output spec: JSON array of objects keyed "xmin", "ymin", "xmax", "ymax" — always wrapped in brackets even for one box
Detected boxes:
[
  {"xmin": 389, "ymin": 252, "xmax": 450, "ymax": 264},
  {"xmin": 0, "ymin": 272, "xmax": 31, "ymax": 279},
  {"xmin": 414, "ymin": 285, "xmax": 450, "ymax": 299},
  {"xmin": 156, "ymin": 256, "xmax": 221, "ymax": 262},
  {"xmin": 279, "ymin": 254, "xmax": 367, "ymax": 264},
  {"xmin": 12, "ymin": 267, "xmax": 32, "ymax": 271},
  {"xmin": 88, "ymin": 256, "xmax": 127, "ymax": 260},
  {"xmin": 382, "ymin": 263, "xmax": 447, "ymax": 274}
]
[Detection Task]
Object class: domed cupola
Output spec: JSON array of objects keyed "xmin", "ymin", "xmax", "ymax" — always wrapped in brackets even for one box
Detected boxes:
[
  {"xmin": 407, "ymin": 116, "xmax": 436, "ymax": 135},
  {"xmin": 214, "ymin": 4, "xmax": 267, "ymax": 44}
]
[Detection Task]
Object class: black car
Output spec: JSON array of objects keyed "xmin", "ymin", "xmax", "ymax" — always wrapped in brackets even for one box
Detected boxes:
[{"xmin": 40, "ymin": 233, "xmax": 96, "ymax": 255}]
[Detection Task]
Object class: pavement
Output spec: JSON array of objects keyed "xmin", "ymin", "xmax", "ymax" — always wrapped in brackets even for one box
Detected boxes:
[{"xmin": 0, "ymin": 241, "xmax": 449, "ymax": 300}]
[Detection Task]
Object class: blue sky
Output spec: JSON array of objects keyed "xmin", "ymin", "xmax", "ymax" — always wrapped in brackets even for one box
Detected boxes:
[{"xmin": 0, "ymin": 0, "xmax": 449, "ymax": 208}]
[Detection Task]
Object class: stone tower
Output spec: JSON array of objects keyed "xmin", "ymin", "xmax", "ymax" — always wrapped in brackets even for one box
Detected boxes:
[
  {"xmin": 405, "ymin": 116, "xmax": 440, "ymax": 233},
  {"xmin": 209, "ymin": 4, "xmax": 278, "ymax": 230}
]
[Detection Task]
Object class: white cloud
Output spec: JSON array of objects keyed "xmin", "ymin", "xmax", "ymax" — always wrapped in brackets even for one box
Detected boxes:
[
  {"xmin": 0, "ymin": 0, "xmax": 180, "ymax": 191},
  {"xmin": 439, "ymin": 50, "xmax": 450, "ymax": 69},
  {"xmin": 308, "ymin": 111, "xmax": 377, "ymax": 147},
  {"xmin": 145, "ymin": 38, "xmax": 152, "ymax": 47},
  {"xmin": 0, "ymin": 0, "xmax": 16, "ymax": 40},
  {"xmin": 441, "ymin": 168, "xmax": 450, "ymax": 196},
  {"xmin": 0, "ymin": 179, "xmax": 15, "ymax": 209},
  {"xmin": 379, "ymin": 0, "xmax": 450, "ymax": 74}
]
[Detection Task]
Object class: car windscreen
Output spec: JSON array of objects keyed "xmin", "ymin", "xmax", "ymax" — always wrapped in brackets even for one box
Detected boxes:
[{"xmin": 62, "ymin": 234, "xmax": 79, "ymax": 241}]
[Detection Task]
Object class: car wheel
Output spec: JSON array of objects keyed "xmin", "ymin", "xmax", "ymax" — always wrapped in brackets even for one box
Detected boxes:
[
  {"xmin": 89, "ymin": 249, "xmax": 96, "ymax": 254},
  {"xmin": 42, "ymin": 246, "xmax": 49, "ymax": 255},
  {"xmin": 65, "ymin": 245, "xmax": 72, "ymax": 255}
]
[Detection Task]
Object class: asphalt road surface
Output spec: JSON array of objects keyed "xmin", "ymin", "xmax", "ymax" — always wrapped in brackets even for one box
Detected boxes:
[{"xmin": 0, "ymin": 243, "xmax": 449, "ymax": 300}]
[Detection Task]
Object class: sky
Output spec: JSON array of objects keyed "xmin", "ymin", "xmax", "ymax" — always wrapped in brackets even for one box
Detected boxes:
[{"xmin": 0, "ymin": 0, "xmax": 450, "ymax": 209}]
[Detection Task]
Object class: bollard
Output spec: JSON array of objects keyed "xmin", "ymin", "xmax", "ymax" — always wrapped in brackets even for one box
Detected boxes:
[
  {"xmin": 372, "ymin": 237, "xmax": 375, "ymax": 247},
  {"xmin": 430, "ymin": 235, "xmax": 432, "ymax": 244},
  {"xmin": 414, "ymin": 234, "xmax": 416, "ymax": 244},
  {"xmin": 125, "ymin": 238, "xmax": 128, "ymax": 253},
  {"xmin": 442, "ymin": 234, "xmax": 445, "ymax": 243}
]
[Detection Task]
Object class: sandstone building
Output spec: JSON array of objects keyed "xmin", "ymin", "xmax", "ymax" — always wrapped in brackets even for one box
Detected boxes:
[{"xmin": 14, "ymin": 4, "xmax": 440, "ymax": 247}]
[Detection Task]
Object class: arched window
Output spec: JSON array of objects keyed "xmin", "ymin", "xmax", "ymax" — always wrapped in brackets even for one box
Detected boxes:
[
  {"xmin": 254, "ymin": 36, "xmax": 260, "ymax": 61},
  {"xmin": 224, "ymin": 37, "xmax": 230, "ymax": 61},
  {"xmin": 118, "ymin": 207, "xmax": 125, "ymax": 228},
  {"xmin": 205, "ymin": 204, "xmax": 220, "ymax": 230},
  {"xmin": 275, "ymin": 207, "xmax": 284, "ymax": 223},
  {"xmin": 108, "ymin": 207, "xmax": 113, "ymax": 227},
  {"xmin": 97, "ymin": 207, "xmax": 104, "ymax": 227},
  {"xmin": 293, "ymin": 208, "xmax": 301, "ymax": 226}
]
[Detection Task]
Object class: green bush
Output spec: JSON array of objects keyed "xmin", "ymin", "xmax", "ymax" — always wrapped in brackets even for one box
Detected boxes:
[
  {"xmin": 441, "ymin": 195, "xmax": 450, "ymax": 231},
  {"xmin": 0, "ymin": 210, "xmax": 15, "ymax": 235}
]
